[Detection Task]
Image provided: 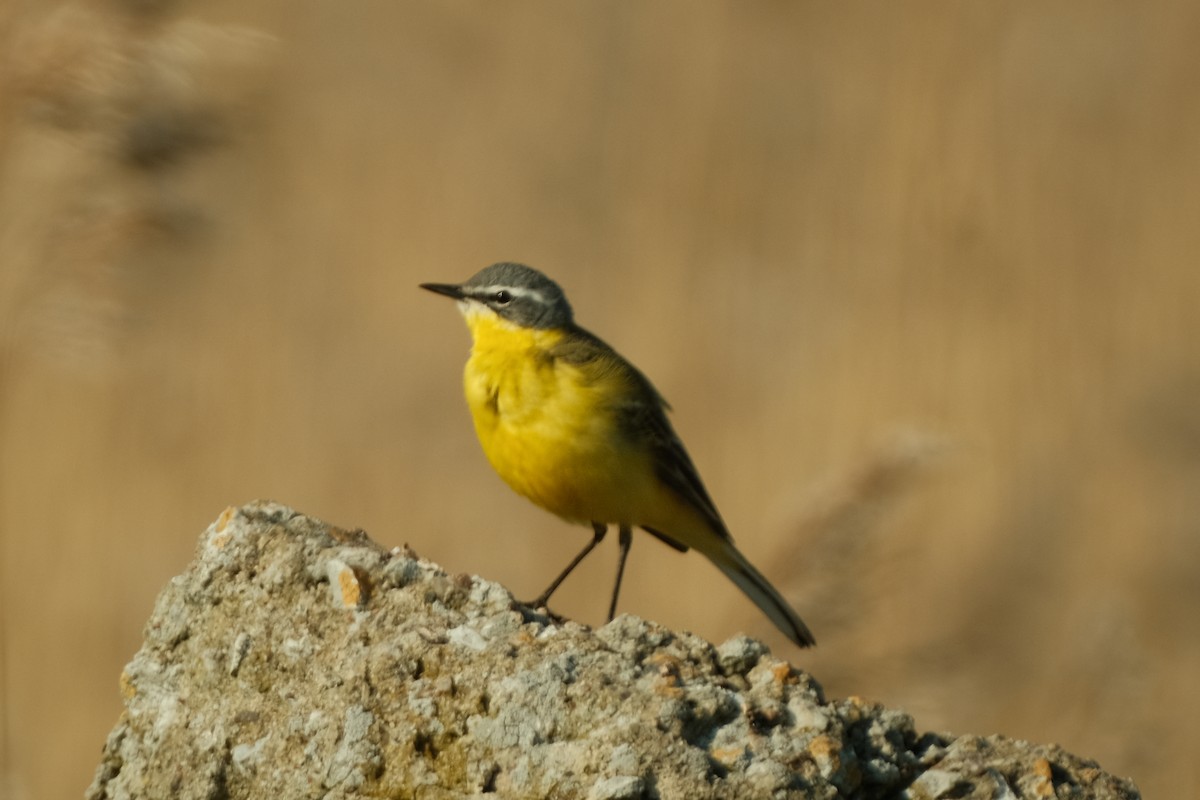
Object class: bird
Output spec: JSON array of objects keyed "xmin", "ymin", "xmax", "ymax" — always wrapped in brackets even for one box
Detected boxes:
[{"xmin": 420, "ymin": 262, "xmax": 815, "ymax": 647}]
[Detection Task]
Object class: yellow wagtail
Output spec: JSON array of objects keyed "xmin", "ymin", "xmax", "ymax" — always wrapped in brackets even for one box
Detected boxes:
[{"xmin": 421, "ymin": 262, "xmax": 815, "ymax": 647}]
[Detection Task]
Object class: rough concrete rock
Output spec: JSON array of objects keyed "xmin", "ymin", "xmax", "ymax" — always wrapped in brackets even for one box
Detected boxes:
[{"xmin": 86, "ymin": 502, "xmax": 1140, "ymax": 799}]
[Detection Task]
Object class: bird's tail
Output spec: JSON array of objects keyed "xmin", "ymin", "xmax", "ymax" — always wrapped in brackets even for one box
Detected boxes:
[{"xmin": 702, "ymin": 538, "xmax": 815, "ymax": 648}]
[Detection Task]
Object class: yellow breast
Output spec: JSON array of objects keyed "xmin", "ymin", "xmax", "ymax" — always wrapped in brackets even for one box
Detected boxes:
[{"xmin": 460, "ymin": 312, "xmax": 657, "ymax": 526}]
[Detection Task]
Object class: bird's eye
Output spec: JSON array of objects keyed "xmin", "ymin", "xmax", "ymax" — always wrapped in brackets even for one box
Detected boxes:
[{"xmin": 494, "ymin": 290, "xmax": 513, "ymax": 305}]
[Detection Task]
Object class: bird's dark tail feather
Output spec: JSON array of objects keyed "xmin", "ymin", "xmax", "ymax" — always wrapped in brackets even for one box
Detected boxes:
[{"xmin": 704, "ymin": 539, "xmax": 815, "ymax": 648}]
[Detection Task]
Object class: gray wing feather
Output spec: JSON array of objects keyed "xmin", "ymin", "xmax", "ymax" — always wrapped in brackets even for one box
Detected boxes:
[{"xmin": 550, "ymin": 326, "xmax": 733, "ymax": 549}]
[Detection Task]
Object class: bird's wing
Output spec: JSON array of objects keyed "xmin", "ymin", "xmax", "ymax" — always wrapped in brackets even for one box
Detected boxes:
[
  {"xmin": 549, "ymin": 326, "xmax": 733, "ymax": 548},
  {"xmin": 627, "ymin": 398, "xmax": 733, "ymax": 546}
]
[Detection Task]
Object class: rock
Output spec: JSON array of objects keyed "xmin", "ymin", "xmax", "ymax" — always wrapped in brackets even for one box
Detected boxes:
[{"xmin": 85, "ymin": 502, "xmax": 1141, "ymax": 799}]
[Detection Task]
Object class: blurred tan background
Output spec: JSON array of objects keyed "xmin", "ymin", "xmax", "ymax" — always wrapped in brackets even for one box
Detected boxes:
[{"xmin": 2, "ymin": 0, "xmax": 1198, "ymax": 797}]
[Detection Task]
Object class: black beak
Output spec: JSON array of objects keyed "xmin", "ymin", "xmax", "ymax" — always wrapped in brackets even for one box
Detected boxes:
[{"xmin": 419, "ymin": 282, "xmax": 466, "ymax": 300}]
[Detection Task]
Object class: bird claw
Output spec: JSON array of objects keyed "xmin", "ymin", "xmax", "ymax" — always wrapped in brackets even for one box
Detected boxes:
[{"xmin": 516, "ymin": 598, "xmax": 568, "ymax": 625}]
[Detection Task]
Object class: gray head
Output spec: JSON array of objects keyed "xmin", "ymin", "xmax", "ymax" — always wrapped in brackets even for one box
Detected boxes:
[{"xmin": 420, "ymin": 262, "xmax": 574, "ymax": 329}]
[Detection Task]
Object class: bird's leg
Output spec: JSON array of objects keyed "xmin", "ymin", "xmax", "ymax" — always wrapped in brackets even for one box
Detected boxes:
[
  {"xmin": 528, "ymin": 522, "xmax": 607, "ymax": 609},
  {"xmin": 607, "ymin": 524, "xmax": 633, "ymax": 622}
]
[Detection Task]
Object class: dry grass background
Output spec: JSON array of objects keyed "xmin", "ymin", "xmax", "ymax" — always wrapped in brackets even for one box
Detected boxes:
[{"xmin": 2, "ymin": 1, "xmax": 1198, "ymax": 797}]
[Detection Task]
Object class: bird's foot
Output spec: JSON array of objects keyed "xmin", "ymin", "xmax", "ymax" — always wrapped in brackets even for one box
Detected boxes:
[{"xmin": 515, "ymin": 598, "xmax": 569, "ymax": 625}]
